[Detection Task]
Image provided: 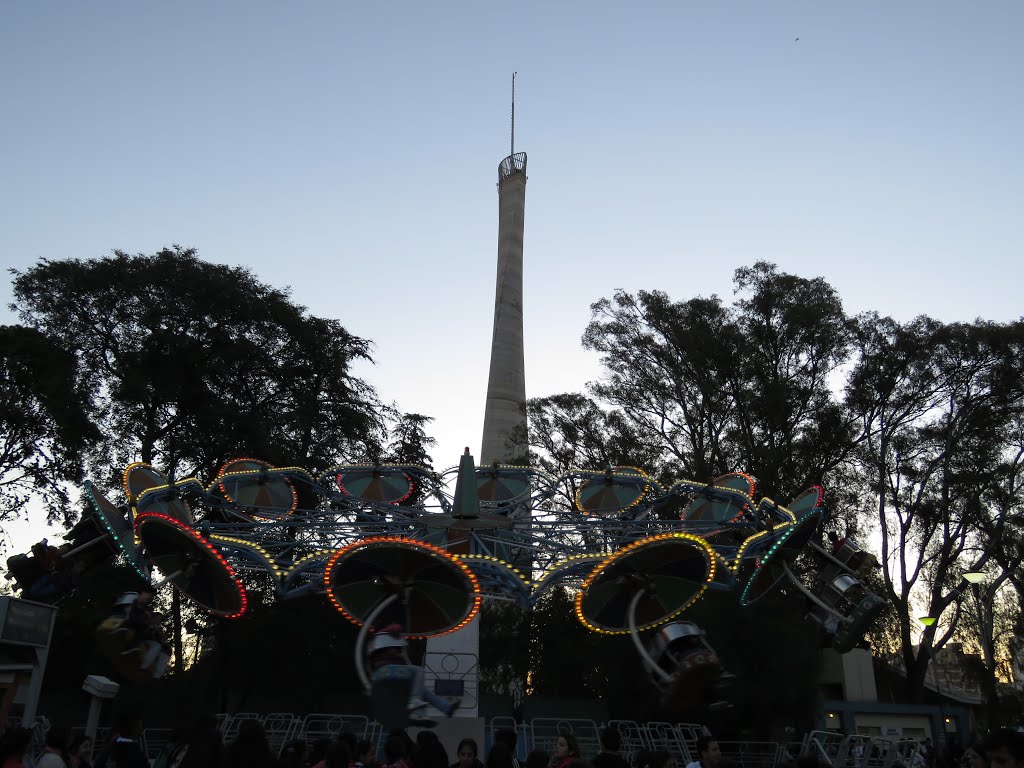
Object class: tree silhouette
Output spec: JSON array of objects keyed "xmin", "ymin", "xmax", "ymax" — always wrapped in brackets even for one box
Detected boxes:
[
  {"xmin": 11, "ymin": 247, "xmax": 389, "ymax": 487},
  {"xmin": 848, "ymin": 314, "xmax": 1024, "ymax": 703},
  {"xmin": 0, "ymin": 325, "xmax": 96, "ymax": 524}
]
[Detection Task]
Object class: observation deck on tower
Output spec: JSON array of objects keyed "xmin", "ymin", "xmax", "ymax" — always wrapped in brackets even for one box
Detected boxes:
[{"xmin": 498, "ymin": 152, "xmax": 527, "ymax": 182}]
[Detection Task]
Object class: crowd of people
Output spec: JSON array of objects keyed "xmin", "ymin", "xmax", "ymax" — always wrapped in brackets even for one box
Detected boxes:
[
  {"xmin": 0, "ymin": 719, "xmax": 1020, "ymax": 768},
  {"xmin": 0, "ymin": 714, "xmax": 140, "ymax": 768}
]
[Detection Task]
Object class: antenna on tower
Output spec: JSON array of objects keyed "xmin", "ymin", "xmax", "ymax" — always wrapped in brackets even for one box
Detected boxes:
[{"xmin": 511, "ymin": 72, "xmax": 516, "ymax": 158}]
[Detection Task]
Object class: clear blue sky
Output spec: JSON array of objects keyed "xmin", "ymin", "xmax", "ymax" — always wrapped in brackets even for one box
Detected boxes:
[{"xmin": 1, "ymin": 2, "xmax": 1022, "ymax": 548}]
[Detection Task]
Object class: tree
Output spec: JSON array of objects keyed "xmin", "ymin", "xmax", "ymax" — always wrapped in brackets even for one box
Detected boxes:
[
  {"xmin": 383, "ymin": 412, "xmax": 436, "ymax": 468},
  {"xmin": 11, "ymin": 247, "xmax": 389, "ymax": 485},
  {"xmin": 478, "ymin": 600, "xmax": 532, "ymax": 716},
  {"xmin": 846, "ymin": 313, "xmax": 1024, "ymax": 703},
  {"xmin": 729, "ymin": 262, "xmax": 855, "ymax": 500},
  {"xmin": 0, "ymin": 325, "xmax": 96, "ymax": 524},
  {"xmin": 525, "ymin": 585, "xmax": 607, "ymax": 697},
  {"xmin": 382, "ymin": 412, "xmax": 436, "ymax": 507},
  {"xmin": 526, "ymin": 394, "xmax": 664, "ymax": 476},
  {"xmin": 579, "ymin": 262, "xmax": 856, "ymax": 501},
  {"xmin": 954, "ymin": 414, "xmax": 1024, "ymax": 725},
  {"xmin": 955, "ymin": 573, "xmax": 1020, "ymax": 726}
]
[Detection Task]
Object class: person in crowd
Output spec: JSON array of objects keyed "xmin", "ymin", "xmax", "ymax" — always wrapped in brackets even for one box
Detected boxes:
[
  {"xmin": 420, "ymin": 742, "xmax": 452, "ymax": 768},
  {"xmin": 550, "ymin": 735, "xmax": 581, "ymax": 768},
  {"xmin": 224, "ymin": 720, "xmax": 276, "ymax": 768},
  {"xmin": 0, "ymin": 727, "xmax": 33, "ymax": 768},
  {"xmin": 946, "ymin": 737, "xmax": 962, "ymax": 768},
  {"xmin": 337, "ymin": 732, "xmax": 358, "ymax": 756},
  {"xmin": 310, "ymin": 735, "xmax": 353, "ymax": 768},
  {"xmin": 592, "ymin": 727, "xmax": 629, "ymax": 768},
  {"xmin": 151, "ymin": 724, "xmax": 185, "ymax": 768},
  {"xmin": 851, "ymin": 741, "xmax": 865, "ymax": 768},
  {"xmin": 489, "ymin": 743, "xmax": 518, "ymax": 768},
  {"xmin": 417, "ymin": 732, "xmax": 441, "ymax": 748},
  {"xmin": 685, "ymin": 737, "xmax": 721, "ymax": 768},
  {"xmin": 176, "ymin": 714, "xmax": 224, "ymax": 768},
  {"xmin": 95, "ymin": 714, "xmax": 147, "ymax": 768},
  {"xmin": 984, "ymin": 730, "xmax": 1024, "ymax": 768},
  {"xmin": 277, "ymin": 738, "xmax": 305, "ymax": 768},
  {"xmin": 494, "ymin": 730, "xmax": 522, "ymax": 768},
  {"xmin": 963, "ymin": 744, "xmax": 989, "ymax": 768},
  {"xmin": 324, "ymin": 737, "xmax": 353, "ymax": 768},
  {"xmin": 452, "ymin": 738, "xmax": 486, "ymax": 768},
  {"xmin": 416, "ymin": 732, "xmax": 449, "ymax": 768},
  {"xmin": 636, "ymin": 752, "xmax": 675, "ymax": 768},
  {"xmin": 383, "ymin": 731, "xmax": 415, "ymax": 768},
  {"xmin": 525, "ymin": 750, "xmax": 550, "ymax": 768},
  {"xmin": 308, "ymin": 739, "xmax": 332, "ymax": 768},
  {"xmin": 36, "ymin": 725, "xmax": 70, "ymax": 768},
  {"xmin": 67, "ymin": 735, "xmax": 93, "ymax": 768},
  {"xmin": 353, "ymin": 738, "xmax": 376, "ymax": 768}
]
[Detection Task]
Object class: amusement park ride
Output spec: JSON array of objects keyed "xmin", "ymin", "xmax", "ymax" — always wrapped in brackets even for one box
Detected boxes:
[{"xmin": 6, "ymin": 451, "xmax": 886, "ymax": 722}]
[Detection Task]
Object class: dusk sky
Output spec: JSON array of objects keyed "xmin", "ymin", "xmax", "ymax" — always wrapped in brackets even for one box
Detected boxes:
[{"xmin": 1, "ymin": 3, "xmax": 1021, "ymax": 550}]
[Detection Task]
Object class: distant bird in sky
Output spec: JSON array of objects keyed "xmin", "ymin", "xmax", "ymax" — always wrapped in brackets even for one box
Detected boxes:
[{"xmin": 795, "ymin": 37, "xmax": 800, "ymax": 41}]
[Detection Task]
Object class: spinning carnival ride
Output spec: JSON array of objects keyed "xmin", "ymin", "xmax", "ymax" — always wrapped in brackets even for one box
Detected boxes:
[{"xmin": 17, "ymin": 452, "xmax": 886, "ymax": 710}]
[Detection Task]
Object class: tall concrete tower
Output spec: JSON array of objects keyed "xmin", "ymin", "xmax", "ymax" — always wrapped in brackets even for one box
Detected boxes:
[
  {"xmin": 480, "ymin": 83, "xmax": 528, "ymax": 465},
  {"xmin": 423, "ymin": 83, "xmax": 529, "ymax": 741}
]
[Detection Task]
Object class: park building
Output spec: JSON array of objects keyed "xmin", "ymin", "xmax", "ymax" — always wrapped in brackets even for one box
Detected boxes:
[{"xmin": 815, "ymin": 640, "xmax": 1024, "ymax": 741}]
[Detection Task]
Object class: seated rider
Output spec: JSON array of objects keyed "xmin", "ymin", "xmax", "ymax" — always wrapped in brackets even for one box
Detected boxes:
[
  {"xmin": 368, "ymin": 623, "xmax": 459, "ymax": 717},
  {"xmin": 828, "ymin": 533, "xmax": 879, "ymax": 577},
  {"xmin": 114, "ymin": 587, "xmax": 170, "ymax": 677},
  {"xmin": 648, "ymin": 622, "xmax": 729, "ymax": 713},
  {"xmin": 20, "ymin": 539, "xmax": 73, "ymax": 601}
]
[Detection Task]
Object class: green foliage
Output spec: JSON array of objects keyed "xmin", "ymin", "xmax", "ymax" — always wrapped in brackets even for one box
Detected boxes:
[
  {"xmin": 383, "ymin": 413, "xmax": 436, "ymax": 469},
  {"xmin": 382, "ymin": 412, "xmax": 437, "ymax": 508},
  {"xmin": 526, "ymin": 394, "xmax": 664, "ymax": 476},
  {"xmin": 478, "ymin": 600, "xmax": 531, "ymax": 701},
  {"xmin": 848, "ymin": 313, "xmax": 1024, "ymax": 702},
  {"xmin": 578, "ymin": 262, "xmax": 855, "ymax": 499},
  {"xmin": 0, "ymin": 325, "xmax": 96, "ymax": 523},
  {"xmin": 524, "ymin": 586, "xmax": 618, "ymax": 698},
  {"xmin": 10, "ymin": 247, "xmax": 389, "ymax": 484}
]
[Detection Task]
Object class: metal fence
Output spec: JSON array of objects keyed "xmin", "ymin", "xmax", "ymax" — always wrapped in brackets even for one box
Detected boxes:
[{"xmin": 30, "ymin": 712, "xmax": 936, "ymax": 768}]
